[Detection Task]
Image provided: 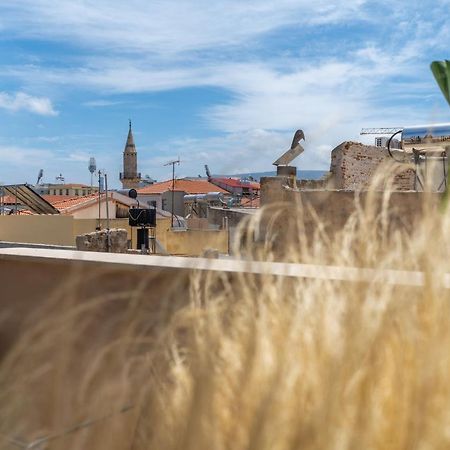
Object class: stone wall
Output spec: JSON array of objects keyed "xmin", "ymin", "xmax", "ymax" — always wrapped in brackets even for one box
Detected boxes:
[
  {"xmin": 329, "ymin": 142, "xmax": 415, "ymax": 191},
  {"xmin": 75, "ymin": 228, "xmax": 128, "ymax": 253}
]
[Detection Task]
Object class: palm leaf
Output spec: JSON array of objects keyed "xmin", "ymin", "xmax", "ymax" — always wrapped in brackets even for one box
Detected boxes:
[
  {"xmin": 431, "ymin": 60, "xmax": 450, "ymax": 105},
  {"xmin": 430, "ymin": 60, "xmax": 450, "ymax": 206}
]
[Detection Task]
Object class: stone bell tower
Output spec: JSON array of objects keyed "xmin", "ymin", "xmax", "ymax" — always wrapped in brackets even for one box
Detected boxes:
[{"xmin": 120, "ymin": 120, "xmax": 141, "ymax": 189}]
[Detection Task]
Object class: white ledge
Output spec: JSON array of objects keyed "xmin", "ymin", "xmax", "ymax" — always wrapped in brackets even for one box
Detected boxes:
[{"xmin": 0, "ymin": 248, "xmax": 448, "ymax": 289}]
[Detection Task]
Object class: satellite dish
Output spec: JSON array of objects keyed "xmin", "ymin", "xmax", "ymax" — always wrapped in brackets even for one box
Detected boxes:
[{"xmin": 273, "ymin": 130, "xmax": 305, "ymax": 166}]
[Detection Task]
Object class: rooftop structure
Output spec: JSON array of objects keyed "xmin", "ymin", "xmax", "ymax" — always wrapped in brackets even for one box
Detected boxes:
[
  {"xmin": 35, "ymin": 183, "xmax": 98, "ymax": 197},
  {"xmin": 137, "ymin": 179, "xmax": 228, "ymax": 219}
]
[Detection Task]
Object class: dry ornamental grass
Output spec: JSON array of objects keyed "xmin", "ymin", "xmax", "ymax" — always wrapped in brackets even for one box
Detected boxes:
[{"xmin": 0, "ymin": 166, "xmax": 449, "ymax": 450}]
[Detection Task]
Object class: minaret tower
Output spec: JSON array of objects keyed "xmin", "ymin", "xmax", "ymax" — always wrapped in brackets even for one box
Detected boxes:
[{"xmin": 120, "ymin": 120, "xmax": 140, "ymax": 189}]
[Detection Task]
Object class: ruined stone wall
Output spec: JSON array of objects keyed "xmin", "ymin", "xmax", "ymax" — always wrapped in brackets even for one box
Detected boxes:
[
  {"xmin": 75, "ymin": 228, "xmax": 128, "ymax": 253},
  {"xmin": 329, "ymin": 142, "xmax": 415, "ymax": 191}
]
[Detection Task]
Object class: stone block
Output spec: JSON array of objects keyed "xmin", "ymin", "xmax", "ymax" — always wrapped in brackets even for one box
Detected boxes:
[{"xmin": 75, "ymin": 228, "xmax": 128, "ymax": 253}]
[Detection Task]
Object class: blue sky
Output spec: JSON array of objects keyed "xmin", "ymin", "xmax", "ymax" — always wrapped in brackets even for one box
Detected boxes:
[{"xmin": 0, "ymin": 0, "xmax": 449, "ymax": 187}]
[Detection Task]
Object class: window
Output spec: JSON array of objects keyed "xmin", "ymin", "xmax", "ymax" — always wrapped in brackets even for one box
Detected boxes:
[
  {"xmin": 66, "ymin": 189, "xmax": 69, "ymax": 195},
  {"xmin": 75, "ymin": 189, "xmax": 79, "ymax": 196},
  {"xmin": 59, "ymin": 189, "xmax": 63, "ymax": 195}
]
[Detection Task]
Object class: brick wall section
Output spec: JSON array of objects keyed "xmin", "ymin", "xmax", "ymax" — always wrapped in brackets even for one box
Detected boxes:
[
  {"xmin": 329, "ymin": 142, "xmax": 415, "ymax": 191},
  {"xmin": 393, "ymin": 168, "xmax": 416, "ymax": 191}
]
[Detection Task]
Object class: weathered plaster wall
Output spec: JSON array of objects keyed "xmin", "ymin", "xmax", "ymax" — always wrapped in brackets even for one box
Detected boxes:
[{"xmin": 260, "ymin": 187, "xmax": 442, "ymax": 236}]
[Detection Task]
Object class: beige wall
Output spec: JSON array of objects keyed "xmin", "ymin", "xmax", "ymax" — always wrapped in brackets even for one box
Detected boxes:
[
  {"xmin": 164, "ymin": 229, "xmax": 228, "ymax": 255},
  {"xmin": 0, "ymin": 215, "xmax": 74, "ymax": 246},
  {"xmin": 66, "ymin": 199, "xmax": 117, "ymax": 219},
  {"xmin": 0, "ymin": 215, "xmax": 228, "ymax": 256},
  {"xmin": 137, "ymin": 193, "xmax": 162, "ymax": 209}
]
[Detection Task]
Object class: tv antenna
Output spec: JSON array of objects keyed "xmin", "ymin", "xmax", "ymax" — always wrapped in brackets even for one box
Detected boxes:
[{"xmin": 164, "ymin": 157, "xmax": 181, "ymax": 228}]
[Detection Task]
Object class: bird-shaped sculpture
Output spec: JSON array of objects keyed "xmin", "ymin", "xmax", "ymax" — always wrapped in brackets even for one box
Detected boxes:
[{"xmin": 273, "ymin": 129, "xmax": 305, "ymax": 166}]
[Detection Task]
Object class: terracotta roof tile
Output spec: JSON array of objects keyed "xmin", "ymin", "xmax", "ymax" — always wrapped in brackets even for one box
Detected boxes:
[
  {"xmin": 42, "ymin": 195, "xmax": 77, "ymax": 204},
  {"xmin": 138, "ymin": 179, "xmax": 228, "ymax": 195},
  {"xmin": 48, "ymin": 193, "xmax": 101, "ymax": 211},
  {"xmin": 211, "ymin": 178, "xmax": 260, "ymax": 189},
  {"xmin": 240, "ymin": 196, "xmax": 260, "ymax": 208}
]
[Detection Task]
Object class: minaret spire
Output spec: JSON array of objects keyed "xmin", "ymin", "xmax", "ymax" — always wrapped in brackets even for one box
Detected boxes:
[{"xmin": 120, "ymin": 120, "xmax": 140, "ymax": 189}]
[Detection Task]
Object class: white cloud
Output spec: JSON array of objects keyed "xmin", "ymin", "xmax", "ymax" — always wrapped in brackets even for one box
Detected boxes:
[
  {"xmin": 0, "ymin": 145, "xmax": 54, "ymax": 167},
  {"xmin": 2, "ymin": 0, "xmax": 372, "ymax": 55},
  {"xmin": 141, "ymin": 129, "xmax": 333, "ymax": 180},
  {"xmin": 83, "ymin": 99, "xmax": 125, "ymax": 107},
  {"xmin": 0, "ymin": 0, "xmax": 449, "ymax": 182},
  {"xmin": 0, "ymin": 92, "xmax": 58, "ymax": 116}
]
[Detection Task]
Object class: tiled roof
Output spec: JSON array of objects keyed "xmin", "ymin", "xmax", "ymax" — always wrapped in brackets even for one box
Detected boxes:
[
  {"xmin": 48, "ymin": 193, "xmax": 101, "ymax": 211},
  {"xmin": 211, "ymin": 178, "xmax": 260, "ymax": 190},
  {"xmin": 240, "ymin": 196, "xmax": 260, "ymax": 208},
  {"xmin": 46, "ymin": 192, "xmax": 136, "ymax": 213},
  {"xmin": 137, "ymin": 179, "xmax": 228, "ymax": 195},
  {"xmin": 42, "ymin": 195, "xmax": 76, "ymax": 203},
  {"xmin": 16, "ymin": 209, "xmax": 35, "ymax": 215}
]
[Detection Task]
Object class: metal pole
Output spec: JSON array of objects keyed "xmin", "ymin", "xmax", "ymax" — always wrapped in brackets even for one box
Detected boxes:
[
  {"xmin": 105, "ymin": 173, "xmax": 110, "ymax": 252},
  {"xmin": 171, "ymin": 161, "xmax": 175, "ymax": 228},
  {"xmin": 97, "ymin": 170, "xmax": 101, "ymax": 230}
]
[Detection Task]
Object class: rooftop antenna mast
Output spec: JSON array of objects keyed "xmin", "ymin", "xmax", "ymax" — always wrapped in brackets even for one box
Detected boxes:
[
  {"xmin": 164, "ymin": 157, "xmax": 181, "ymax": 228},
  {"xmin": 205, "ymin": 164, "xmax": 212, "ymax": 181},
  {"xmin": 36, "ymin": 169, "xmax": 44, "ymax": 186},
  {"xmin": 88, "ymin": 157, "xmax": 97, "ymax": 187}
]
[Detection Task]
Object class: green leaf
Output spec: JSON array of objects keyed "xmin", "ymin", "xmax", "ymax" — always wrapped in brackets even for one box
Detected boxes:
[
  {"xmin": 431, "ymin": 60, "xmax": 450, "ymax": 105},
  {"xmin": 430, "ymin": 60, "xmax": 450, "ymax": 208}
]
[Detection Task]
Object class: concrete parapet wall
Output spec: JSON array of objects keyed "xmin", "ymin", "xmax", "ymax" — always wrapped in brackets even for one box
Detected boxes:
[
  {"xmin": 260, "ymin": 189, "xmax": 442, "ymax": 236},
  {"xmin": 164, "ymin": 229, "xmax": 228, "ymax": 255},
  {"xmin": 0, "ymin": 215, "xmax": 74, "ymax": 246},
  {"xmin": 0, "ymin": 247, "xmax": 447, "ymax": 359}
]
